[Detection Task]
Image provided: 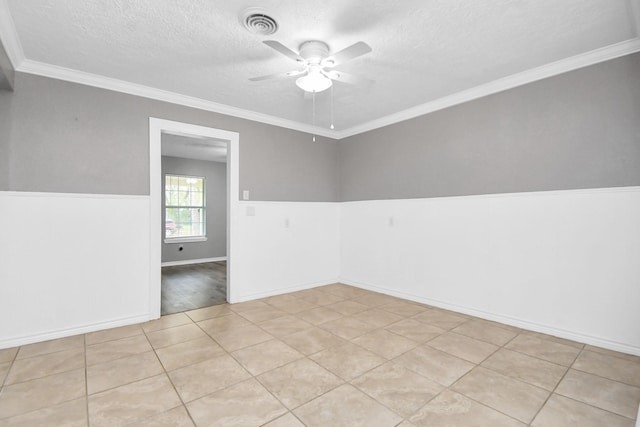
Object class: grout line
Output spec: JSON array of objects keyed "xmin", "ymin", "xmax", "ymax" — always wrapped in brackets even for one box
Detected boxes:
[{"xmin": 83, "ymin": 334, "xmax": 89, "ymax": 427}]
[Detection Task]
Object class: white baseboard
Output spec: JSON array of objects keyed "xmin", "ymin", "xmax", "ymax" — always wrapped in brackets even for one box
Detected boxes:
[
  {"xmin": 161, "ymin": 257, "xmax": 227, "ymax": 267},
  {"xmin": 340, "ymin": 278, "xmax": 640, "ymax": 357},
  {"xmin": 0, "ymin": 313, "xmax": 150, "ymax": 350},
  {"xmin": 231, "ymin": 279, "xmax": 339, "ymax": 303}
]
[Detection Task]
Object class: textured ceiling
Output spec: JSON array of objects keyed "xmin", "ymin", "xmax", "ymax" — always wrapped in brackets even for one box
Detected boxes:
[
  {"xmin": 3, "ymin": 0, "xmax": 640, "ymax": 135},
  {"xmin": 162, "ymin": 133, "xmax": 227, "ymax": 163}
]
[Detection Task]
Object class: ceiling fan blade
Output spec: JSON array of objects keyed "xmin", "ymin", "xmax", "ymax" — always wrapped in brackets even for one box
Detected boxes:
[
  {"xmin": 324, "ymin": 41, "xmax": 372, "ymax": 67},
  {"xmin": 249, "ymin": 69, "xmax": 305, "ymax": 82},
  {"xmin": 325, "ymin": 70, "xmax": 373, "ymax": 86},
  {"xmin": 263, "ymin": 40, "xmax": 304, "ymax": 63}
]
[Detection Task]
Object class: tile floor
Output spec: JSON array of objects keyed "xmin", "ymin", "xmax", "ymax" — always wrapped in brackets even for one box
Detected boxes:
[{"xmin": 0, "ymin": 284, "xmax": 639, "ymax": 426}]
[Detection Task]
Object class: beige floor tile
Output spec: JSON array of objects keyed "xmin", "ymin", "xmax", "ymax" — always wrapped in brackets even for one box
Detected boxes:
[
  {"xmin": 0, "ymin": 347, "xmax": 18, "ymax": 364},
  {"xmin": 452, "ymin": 320, "xmax": 518, "ymax": 346},
  {"xmin": 573, "ymin": 350, "xmax": 640, "ymax": 387},
  {"xmin": 397, "ymin": 422, "xmax": 417, "ymax": 427},
  {"xmin": 209, "ymin": 324, "xmax": 273, "ymax": 352},
  {"xmin": 87, "ymin": 351, "xmax": 164, "ymax": 395},
  {"xmin": 134, "ymin": 405, "xmax": 194, "ymax": 427},
  {"xmin": 482, "ymin": 348, "xmax": 567, "ymax": 390},
  {"xmin": 521, "ymin": 330, "xmax": 584, "ymax": 349},
  {"xmin": 197, "ymin": 313, "xmax": 252, "ymax": 335},
  {"xmin": 228, "ymin": 300, "xmax": 271, "ymax": 313},
  {"xmin": 505, "ymin": 333, "xmax": 581, "ymax": 366},
  {"xmin": 263, "ymin": 413, "xmax": 305, "ymax": 427},
  {"xmin": 5, "ymin": 347, "xmax": 84, "ymax": 385},
  {"xmin": 168, "ymin": 353, "xmax": 251, "ymax": 402},
  {"xmin": 0, "ymin": 361, "xmax": 10, "ymax": 384},
  {"xmin": 185, "ymin": 304, "xmax": 233, "ymax": 322},
  {"xmin": 294, "ymin": 289, "xmax": 345, "ymax": 305},
  {"xmin": 146, "ymin": 323, "xmax": 207, "ymax": 349},
  {"xmin": 584, "ymin": 345, "xmax": 640, "ymax": 363},
  {"xmin": 265, "ymin": 297, "xmax": 318, "ymax": 314},
  {"xmin": 232, "ymin": 339, "xmax": 303, "ymax": 376},
  {"xmin": 531, "ymin": 394, "xmax": 634, "ymax": 427},
  {"xmin": 395, "ymin": 344, "xmax": 474, "ymax": 386},
  {"xmin": 381, "ymin": 301, "xmax": 428, "ymax": 317},
  {"xmin": 186, "ymin": 378, "xmax": 287, "ymax": 427},
  {"xmin": 555, "ymin": 369, "xmax": 640, "ymax": 419},
  {"xmin": 452, "ymin": 366, "xmax": 549, "ymax": 423},
  {"xmin": 279, "ymin": 327, "xmax": 346, "ymax": 355},
  {"xmin": 0, "ymin": 397, "xmax": 87, "ymax": 427},
  {"xmin": 310, "ymin": 342, "xmax": 385, "ymax": 380},
  {"xmin": 351, "ymin": 308, "xmax": 404, "ymax": 328},
  {"xmin": 16, "ymin": 335, "xmax": 84, "ymax": 359},
  {"xmin": 258, "ymin": 358, "xmax": 343, "ymax": 409},
  {"xmin": 86, "ymin": 334, "xmax": 152, "ymax": 366},
  {"xmin": 385, "ymin": 318, "xmax": 445, "ymax": 343},
  {"xmin": 352, "ymin": 361, "xmax": 443, "ymax": 418},
  {"xmin": 293, "ymin": 383, "xmax": 402, "ymax": 427},
  {"xmin": 0, "ymin": 368, "xmax": 85, "ymax": 419},
  {"xmin": 235, "ymin": 305, "xmax": 288, "ymax": 323},
  {"xmin": 85, "ymin": 323, "xmax": 143, "ymax": 346},
  {"xmin": 88, "ymin": 374, "xmax": 181, "ymax": 427},
  {"xmin": 427, "ymin": 332, "xmax": 498, "ymax": 364},
  {"xmin": 321, "ymin": 284, "xmax": 367, "ymax": 299},
  {"xmin": 411, "ymin": 309, "xmax": 468, "ymax": 330},
  {"xmin": 318, "ymin": 316, "xmax": 376, "ymax": 340},
  {"xmin": 352, "ymin": 329, "xmax": 418, "ymax": 359},
  {"xmin": 142, "ymin": 312, "xmax": 192, "ymax": 333},
  {"xmin": 410, "ymin": 390, "xmax": 525, "ymax": 427},
  {"xmin": 155, "ymin": 336, "xmax": 225, "ymax": 371},
  {"xmin": 330, "ymin": 300, "xmax": 370, "ymax": 316},
  {"xmin": 294, "ymin": 306, "xmax": 343, "ymax": 325},
  {"xmin": 259, "ymin": 315, "xmax": 313, "ymax": 338},
  {"xmin": 355, "ymin": 292, "xmax": 402, "ymax": 307}
]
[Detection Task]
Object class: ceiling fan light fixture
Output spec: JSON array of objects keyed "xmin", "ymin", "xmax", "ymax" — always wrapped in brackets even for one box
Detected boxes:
[{"xmin": 295, "ymin": 72, "xmax": 332, "ymax": 93}]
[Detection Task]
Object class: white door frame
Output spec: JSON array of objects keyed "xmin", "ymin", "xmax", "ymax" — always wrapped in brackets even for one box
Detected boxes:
[{"xmin": 149, "ymin": 118, "xmax": 240, "ymax": 319}]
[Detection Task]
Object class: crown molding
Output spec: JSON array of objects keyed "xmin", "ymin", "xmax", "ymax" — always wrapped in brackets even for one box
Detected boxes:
[
  {"xmin": 17, "ymin": 60, "xmax": 337, "ymax": 139},
  {"xmin": 3, "ymin": 0, "xmax": 639, "ymax": 142},
  {"xmin": 0, "ymin": 0, "xmax": 24, "ymax": 68},
  {"xmin": 334, "ymin": 37, "xmax": 640, "ymax": 139}
]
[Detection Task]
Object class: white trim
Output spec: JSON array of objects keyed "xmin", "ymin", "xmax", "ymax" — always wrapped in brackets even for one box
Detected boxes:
[
  {"xmin": 0, "ymin": 0, "xmax": 25, "ymax": 68},
  {"xmin": 334, "ymin": 38, "xmax": 640, "ymax": 138},
  {"xmin": 341, "ymin": 185, "xmax": 640, "ymax": 205},
  {"xmin": 150, "ymin": 118, "xmax": 239, "ymax": 317},
  {"xmin": 0, "ymin": 313, "xmax": 149, "ymax": 350},
  {"xmin": 161, "ymin": 257, "xmax": 226, "ymax": 267},
  {"xmin": 339, "ymin": 278, "xmax": 640, "ymax": 356},
  {"xmin": 18, "ymin": 59, "xmax": 335, "ymax": 139},
  {"xmin": 2, "ymin": 36, "xmax": 636, "ymax": 140},
  {"xmin": 0, "ymin": 190, "xmax": 148, "ymax": 200},
  {"xmin": 164, "ymin": 236, "xmax": 207, "ymax": 244}
]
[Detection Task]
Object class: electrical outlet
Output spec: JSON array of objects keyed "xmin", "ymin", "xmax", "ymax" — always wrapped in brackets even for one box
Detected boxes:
[{"xmin": 242, "ymin": 190, "xmax": 250, "ymax": 200}]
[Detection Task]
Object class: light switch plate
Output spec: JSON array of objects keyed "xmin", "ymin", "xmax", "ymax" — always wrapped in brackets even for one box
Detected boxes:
[{"xmin": 242, "ymin": 190, "xmax": 250, "ymax": 200}]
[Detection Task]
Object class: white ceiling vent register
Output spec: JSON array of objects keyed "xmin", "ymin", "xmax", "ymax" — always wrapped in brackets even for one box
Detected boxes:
[{"xmin": 241, "ymin": 7, "xmax": 278, "ymax": 36}]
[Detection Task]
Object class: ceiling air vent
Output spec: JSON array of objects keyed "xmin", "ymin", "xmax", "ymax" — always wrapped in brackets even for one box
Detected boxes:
[{"xmin": 241, "ymin": 8, "xmax": 278, "ymax": 36}]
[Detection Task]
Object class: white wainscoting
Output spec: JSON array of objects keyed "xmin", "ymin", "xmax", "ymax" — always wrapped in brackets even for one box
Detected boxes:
[
  {"xmin": 0, "ymin": 191, "xmax": 151, "ymax": 349},
  {"xmin": 340, "ymin": 187, "xmax": 640, "ymax": 355},
  {"xmin": 232, "ymin": 201, "xmax": 341, "ymax": 302}
]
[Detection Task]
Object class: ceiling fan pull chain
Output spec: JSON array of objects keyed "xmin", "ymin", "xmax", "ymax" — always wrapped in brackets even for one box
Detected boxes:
[
  {"xmin": 312, "ymin": 90, "xmax": 316, "ymax": 142},
  {"xmin": 330, "ymin": 84, "xmax": 335, "ymax": 130}
]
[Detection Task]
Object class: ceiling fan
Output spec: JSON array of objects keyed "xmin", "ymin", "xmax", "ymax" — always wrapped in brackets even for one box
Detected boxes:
[{"xmin": 250, "ymin": 40, "xmax": 372, "ymax": 93}]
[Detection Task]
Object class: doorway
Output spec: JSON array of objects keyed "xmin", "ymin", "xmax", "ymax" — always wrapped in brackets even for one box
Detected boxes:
[
  {"xmin": 149, "ymin": 118, "xmax": 239, "ymax": 320},
  {"xmin": 160, "ymin": 134, "xmax": 227, "ymax": 314}
]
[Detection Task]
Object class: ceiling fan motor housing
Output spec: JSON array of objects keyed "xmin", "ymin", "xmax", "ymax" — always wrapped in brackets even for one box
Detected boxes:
[{"xmin": 298, "ymin": 41, "xmax": 330, "ymax": 64}]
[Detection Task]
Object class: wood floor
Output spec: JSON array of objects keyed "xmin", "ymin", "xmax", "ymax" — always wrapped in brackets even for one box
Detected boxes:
[{"xmin": 161, "ymin": 261, "xmax": 226, "ymax": 315}]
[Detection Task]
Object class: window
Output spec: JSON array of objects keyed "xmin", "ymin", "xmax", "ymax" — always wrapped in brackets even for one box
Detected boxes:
[{"xmin": 164, "ymin": 174, "xmax": 206, "ymax": 240}]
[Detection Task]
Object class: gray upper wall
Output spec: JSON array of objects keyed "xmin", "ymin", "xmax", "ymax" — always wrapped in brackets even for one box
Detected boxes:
[
  {"xmin": 339, "ymin": 53, "xmax": 640, "ymax": 201},
  {"xmin": 0, "ymin": 72, "xmax": 339, "ymax": 201}
]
